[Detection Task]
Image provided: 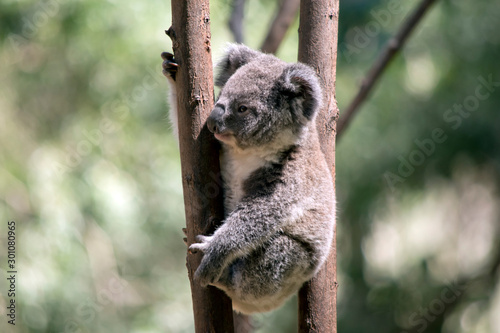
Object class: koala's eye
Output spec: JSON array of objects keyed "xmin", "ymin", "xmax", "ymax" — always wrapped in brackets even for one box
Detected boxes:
[{"xmin": 237, "ymin": 105, "xmax": 248, "ymax": 113}]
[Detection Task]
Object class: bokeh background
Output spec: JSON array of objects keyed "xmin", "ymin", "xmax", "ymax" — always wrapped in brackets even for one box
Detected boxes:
[{"xmin": 1, "ymin": 0, "xmax": 499, "ymax": 332}]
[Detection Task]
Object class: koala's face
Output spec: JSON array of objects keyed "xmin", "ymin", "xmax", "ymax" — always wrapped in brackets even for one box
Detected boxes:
[{"xmin": 207, "ymin": 58, "xmax": 321, "ymax": 150}]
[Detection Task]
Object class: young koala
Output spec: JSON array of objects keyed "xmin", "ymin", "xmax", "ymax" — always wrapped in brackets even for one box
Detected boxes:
[{"xmin": 161, "ymin": 44, "xmax": 335, "ymax": 314}]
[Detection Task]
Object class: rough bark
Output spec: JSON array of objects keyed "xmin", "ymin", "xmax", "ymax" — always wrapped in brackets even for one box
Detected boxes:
[
  {"xmin": 260, "ymin": 0, "xmax": 300, "ymax": 54},
  {"xmin": 169, "ymin": 0, "xmax": 234, "ymax": 332},
  {"xmin": 337, "ymin": 0, "xmax": 438, "ymax": 139},
  {"xmin": 297, "ymin": 0, "xmax": 339, "ymax": 332}
]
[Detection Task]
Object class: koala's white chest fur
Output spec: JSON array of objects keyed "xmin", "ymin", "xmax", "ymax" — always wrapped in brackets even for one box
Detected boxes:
[{"xmin": 220, "ymin": 146, "xmax": 276, "ymax": 212}]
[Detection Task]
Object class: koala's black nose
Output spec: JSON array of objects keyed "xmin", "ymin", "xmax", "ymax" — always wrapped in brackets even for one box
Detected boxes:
[{"xmin": 207, "ymin": 106, "xmax": 224, "ymax": 134}]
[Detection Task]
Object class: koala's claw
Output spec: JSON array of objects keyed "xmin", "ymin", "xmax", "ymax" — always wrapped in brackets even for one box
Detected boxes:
[
  {"xmin": 161, "ymin": 51, "xmax": 174, "ymax": 61},
  {"xmin": 161, "ymin": 51, "xmax": 178, "ymax": 81},
  {"xmin": 181, "ymin": 227, "xmax": 188, "ymax": 245}
]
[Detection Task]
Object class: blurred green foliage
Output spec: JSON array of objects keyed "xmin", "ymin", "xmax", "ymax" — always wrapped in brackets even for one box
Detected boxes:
[{"xmin": 0, "ymin": 0, "xmax": 499, "ymax": 332}]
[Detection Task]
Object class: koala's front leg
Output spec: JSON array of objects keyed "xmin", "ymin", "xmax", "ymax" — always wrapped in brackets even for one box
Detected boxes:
[{"xmin": 189, "ymin": 195, "xmax": 291, "ymax": 287}]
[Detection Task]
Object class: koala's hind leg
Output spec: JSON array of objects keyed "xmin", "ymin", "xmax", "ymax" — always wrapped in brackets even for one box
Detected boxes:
[
  {"xmin": 161, "ymin": 52, "xmax": 178, "ymax": 81},
  {"xmin": 216, "ymin": 233, "xmax": 313, "ymax": 314},
  {"xmin": 161, "ymin": 51, "xmax": 180, "ymax": 141}
]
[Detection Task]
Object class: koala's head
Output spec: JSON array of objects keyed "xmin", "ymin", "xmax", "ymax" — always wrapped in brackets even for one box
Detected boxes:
[{"xmin": 207, "ymin": 44, "xmax": 322, "ymax": 151}]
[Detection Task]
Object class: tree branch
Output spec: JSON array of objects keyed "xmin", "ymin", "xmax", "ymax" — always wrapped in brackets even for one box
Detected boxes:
[
  {"xmin": 337, "ymin": 0, "xmax": 438, "ymax": 139},
  {"xmin": 260, "ymin": 0, "xmax": 300, "ymax": 54},
  {"xmin": 168, "ymin": 0, "xmax": 234, "ymax": 331},
  {"xmin": 229, "ymin": 0, "xmax": 246, "ymax": 43}
]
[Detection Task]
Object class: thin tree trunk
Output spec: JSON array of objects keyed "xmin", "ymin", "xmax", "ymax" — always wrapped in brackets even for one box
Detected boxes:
[
  {"xmin": 260, "ymin": 0, "xmax": 300, "ymax": 54},
  {"xmin": 297, "ymin": 0, "xmax": 339, "ymax": 332},
  {"xmin": 168, "ymin": 0, "xmax": 234, "ymax": 331}
]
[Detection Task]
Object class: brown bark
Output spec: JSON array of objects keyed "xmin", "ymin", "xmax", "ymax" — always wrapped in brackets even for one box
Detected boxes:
[
  {"xmin": 337, "ymin": 0, "xmax": 438, "ymax": 139},
  {"xmin": 260, "ymin": 0, "xmax": 300, "ymax": 54},
  {"xmin": 297, "ymin": 0, "xmax": 339, "ymax": 332},
  {"xmin": 168, "ymin": 0, "xmax": 234, "ymax": 332}
]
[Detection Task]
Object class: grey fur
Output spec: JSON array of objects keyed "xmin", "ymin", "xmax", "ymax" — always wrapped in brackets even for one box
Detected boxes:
[{"xmin": 163, "ymin": 44, "xmax": 335, "ymax": 314}]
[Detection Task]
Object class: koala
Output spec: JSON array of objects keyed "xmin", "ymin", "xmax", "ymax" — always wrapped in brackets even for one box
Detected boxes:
[{"xmin": 161, "ymin": 44, "xmax": 336, "ymax": 314}]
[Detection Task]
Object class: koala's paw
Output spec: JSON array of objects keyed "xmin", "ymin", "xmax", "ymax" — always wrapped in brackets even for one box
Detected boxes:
[
  {"xmin": 161, "ymin": 51, "xmax": 178, "ymax": 81},
  {"xmin": 189, "ymin": 235, "xmax": 224, "ymax": 287},
  {"xmin": 194, "ymin": 250, "xmax": 224, "ymax": 287},
  {"xmin": 188, "ymin": 235, "xmax": 213, "ymax": 253}
]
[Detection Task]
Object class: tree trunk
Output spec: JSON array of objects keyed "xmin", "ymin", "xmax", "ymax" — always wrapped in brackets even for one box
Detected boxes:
[
  {"xmin": 297, "ymin": 0, "xmax": 339, "ymax": 332},
  {"xmin": 168, "ymin": 0, "xmax": 234, "ymax": 332}
]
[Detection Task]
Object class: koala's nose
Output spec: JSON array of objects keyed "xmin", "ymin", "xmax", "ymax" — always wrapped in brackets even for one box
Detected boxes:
[{"xmin": 207, "ymin": 106, "xmax": 224, "ymax": 134}]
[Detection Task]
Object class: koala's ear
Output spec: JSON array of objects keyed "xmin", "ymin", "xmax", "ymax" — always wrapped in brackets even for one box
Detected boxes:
[
  {"xmin": 278, "ymin": 63, "xmax": 323, "ymax": 123},
  {"xmin": 215, "ymin": 44, "xmax": 263, "ymax": 87}
]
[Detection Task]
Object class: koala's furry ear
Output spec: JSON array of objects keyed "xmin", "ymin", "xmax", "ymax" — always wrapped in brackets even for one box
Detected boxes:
[
  {"xmin": 215, "ymin": 44, "xmax": 263, "ymax": 87},
  {"xmin": 278, "ymin": 63, "xmax": 323, "ymax": 123}
]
